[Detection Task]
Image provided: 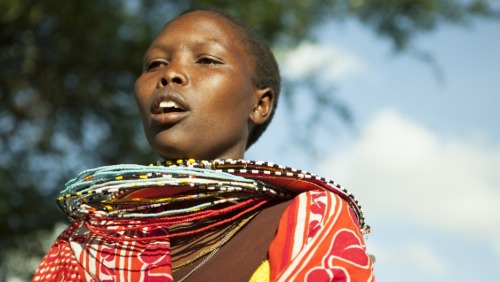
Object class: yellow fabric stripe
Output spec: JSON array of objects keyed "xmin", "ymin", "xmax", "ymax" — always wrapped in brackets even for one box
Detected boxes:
[{"xmin": 249, "ymin": 260, "xmax": 270, "ymax": 282}]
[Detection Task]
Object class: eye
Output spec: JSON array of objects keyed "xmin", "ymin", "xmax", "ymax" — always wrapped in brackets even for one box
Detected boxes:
[
  {"xmin": 197, "ymin": 56, "xmax": 223, "ymax": 67},
  {"xmin": 144, "ymin": 60, "xmax": 167, "ymax": 72}
]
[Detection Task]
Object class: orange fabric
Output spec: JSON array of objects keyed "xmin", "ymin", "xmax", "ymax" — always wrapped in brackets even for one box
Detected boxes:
[{"xmin": 269, "ymin": 190, "xmax": 375, "ymax": 282}]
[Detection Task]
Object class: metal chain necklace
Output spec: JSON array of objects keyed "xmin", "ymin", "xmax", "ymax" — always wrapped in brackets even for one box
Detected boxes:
[{"xmin": 177, "ymin": 222, "xmax": 238, "ymax": 282}]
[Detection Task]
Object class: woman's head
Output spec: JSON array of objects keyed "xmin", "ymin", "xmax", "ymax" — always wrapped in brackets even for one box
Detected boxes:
[
  {"xmin": 134, "ymin": 9, "xmax": 280, "ymax": 160},
  {"xmin": 183, "ymin": 9, "xmax": 281, "ymax": 148}
]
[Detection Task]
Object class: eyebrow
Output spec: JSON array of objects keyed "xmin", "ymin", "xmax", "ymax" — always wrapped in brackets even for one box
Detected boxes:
[{"xmin": 143, "ymin": 38, "xmax": 232, "ymax": 66}]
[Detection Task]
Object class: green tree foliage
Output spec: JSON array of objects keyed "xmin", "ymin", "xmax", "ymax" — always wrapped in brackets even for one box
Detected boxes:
[{"xmin": 0, "ymin": 0, "xmax": 497, "ymax": 279}]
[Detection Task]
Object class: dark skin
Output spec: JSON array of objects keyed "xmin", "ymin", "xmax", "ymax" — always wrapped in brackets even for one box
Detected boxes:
[
  {"xmin": 135, "ymin": 11, "xmax": 286, "ymax": 280},
  {"xmin": 134, "ymin": 11, "xmax": 274, "ymax": 161}
]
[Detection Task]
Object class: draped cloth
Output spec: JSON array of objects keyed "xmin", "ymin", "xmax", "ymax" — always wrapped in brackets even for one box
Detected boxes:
[
  {"xmin": 33, "ymin": 159, "xmax": 374, "ymax": 281},
  {"xmin": 268, "ymin": 190, "xmax": 374, "ymax": 281}
]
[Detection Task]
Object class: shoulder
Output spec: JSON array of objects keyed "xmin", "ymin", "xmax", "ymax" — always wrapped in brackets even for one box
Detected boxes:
[
  {"xmin": 33, "ymin": 222, "xmax": 86, "ymax": 281},
  {"xmin": 269, "ymin": 190, "xmax": 374, "ymax": 281},
  {"xmin": 285, "ymin": 190, "xmax": 361, "ymax": 234}
]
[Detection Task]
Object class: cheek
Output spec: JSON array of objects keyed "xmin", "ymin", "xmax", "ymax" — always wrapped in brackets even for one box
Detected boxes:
[
  {"xmin": 134, "ymin": 76, "xmax": 150, "ymax": 109},
  {"xmin": 133, "ymin": 77, "xmax": 152, "ymax": 125},
  {"xmin": 206, "ymin": 72, "xmax": 253, "ymax": 109}
]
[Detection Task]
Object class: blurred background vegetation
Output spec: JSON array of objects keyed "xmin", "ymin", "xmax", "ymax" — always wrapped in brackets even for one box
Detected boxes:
[{"xmin": 1, "ymin": 0, "xmax": 498, "ymax": 280}]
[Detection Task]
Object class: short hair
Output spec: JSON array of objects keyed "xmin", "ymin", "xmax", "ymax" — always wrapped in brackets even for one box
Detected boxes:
[{"xmin": 179, "ymin": 8, "xmax": 281, "ymax": 149}]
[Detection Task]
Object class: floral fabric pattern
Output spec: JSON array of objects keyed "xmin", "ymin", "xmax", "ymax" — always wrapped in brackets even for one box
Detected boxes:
[{"xmin": 269, "ymin": 190, "xmax": 374, "ymax": 282}]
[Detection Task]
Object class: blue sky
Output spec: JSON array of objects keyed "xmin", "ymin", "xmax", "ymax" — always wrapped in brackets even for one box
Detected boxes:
[{"xmin": 248, "ymin": 17, "xmax": 500, "ymax": 282}]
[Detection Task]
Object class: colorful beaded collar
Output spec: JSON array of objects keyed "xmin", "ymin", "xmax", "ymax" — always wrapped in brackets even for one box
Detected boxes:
[{"xmin": 58, "ymin": 159, "xmax": 369, "ymax": 234}]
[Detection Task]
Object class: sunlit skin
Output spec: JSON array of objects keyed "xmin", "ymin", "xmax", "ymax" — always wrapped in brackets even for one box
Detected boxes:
[{"xmin": 134, "ymin": 11, "xmax": 273, "ymax": 160}]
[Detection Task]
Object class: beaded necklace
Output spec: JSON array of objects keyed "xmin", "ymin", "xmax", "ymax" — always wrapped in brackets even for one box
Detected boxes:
[
  {"xmin": 56, "ymin": 159, "xmax": 370, "ymax": 277},
  {"xmin": 58, "ymin": 159, "xmax": 369, "ymax": 234}
]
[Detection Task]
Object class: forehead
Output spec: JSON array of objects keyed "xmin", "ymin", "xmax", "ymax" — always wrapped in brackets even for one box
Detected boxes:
[{"xmin": 155, "ymin": 11, "xmax": 245, "ymax": 51}]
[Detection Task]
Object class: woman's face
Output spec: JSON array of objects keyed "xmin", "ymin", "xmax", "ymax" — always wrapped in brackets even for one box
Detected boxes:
[{"xmin": 135, "ymin": 11, "xmax": 260, "ymax": 160}]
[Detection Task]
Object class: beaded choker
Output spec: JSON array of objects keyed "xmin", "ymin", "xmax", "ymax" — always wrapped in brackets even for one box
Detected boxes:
[{"xmin": 58, "ymin": 159, "xmax": 369, "ymax": 234}]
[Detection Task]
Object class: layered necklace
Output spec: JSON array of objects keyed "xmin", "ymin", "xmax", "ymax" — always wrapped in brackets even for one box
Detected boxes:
[{"xmin": 57, "ymin": 159, "xmax": 369, "ymax": 276}]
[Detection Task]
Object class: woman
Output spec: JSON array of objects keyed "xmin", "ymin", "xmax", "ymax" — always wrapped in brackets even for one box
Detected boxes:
[{"xmin": 34, "ymin": 8, "xmax": 374, "ymax": 281}]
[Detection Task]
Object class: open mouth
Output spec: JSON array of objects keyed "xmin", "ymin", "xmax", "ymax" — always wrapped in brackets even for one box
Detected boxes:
[
  {"xmin": 158, "ymin": 100, "xmax": 185, "ymax": 114},
  {"xmin": 150, "ymin": 91, "xmax": 189, "ymax": 121}
]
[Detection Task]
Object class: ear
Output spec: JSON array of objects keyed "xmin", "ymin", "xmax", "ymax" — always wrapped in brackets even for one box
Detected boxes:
[{"xmin": 249, "ymin": 87, "xmax": 274, "ymax": 126}]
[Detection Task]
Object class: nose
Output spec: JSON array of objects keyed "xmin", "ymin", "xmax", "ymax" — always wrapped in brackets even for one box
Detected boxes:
[{"xmin": 158, "ymin": 63, "xmax": 188, "ymax": 88}]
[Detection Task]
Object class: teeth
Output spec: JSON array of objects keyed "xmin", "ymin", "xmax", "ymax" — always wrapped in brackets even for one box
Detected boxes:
[{"xmin": 159, "ymin": 101, "xmax": 179, "ymax": 108}]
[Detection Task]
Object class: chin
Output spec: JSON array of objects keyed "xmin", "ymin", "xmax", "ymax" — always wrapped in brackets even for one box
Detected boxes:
[
  {"xmin": 154, "ymin": 147, "xmax": 187, "ymax": 160},
  {"xmin": 153, "ymin": 144, "xmax": 203, "ymax": 161}
]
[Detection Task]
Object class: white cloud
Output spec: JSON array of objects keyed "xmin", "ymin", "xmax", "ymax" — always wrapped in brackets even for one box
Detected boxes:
[
  {"xmin": 406, "ymin": 243, "xmax": 449, "ymax": 273},
  {"xmin": 280, "ymin": 41, "xmax": 365, "ymax": 83},
  {"xmin": 318, "ymin": 109, "xmax": 500, "ymax": 239},
  {"xmin": 371, "ymin": 240, "xmax": 449, "ymax": 274}
]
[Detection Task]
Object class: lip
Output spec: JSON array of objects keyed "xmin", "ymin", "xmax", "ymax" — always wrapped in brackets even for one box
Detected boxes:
[{"xmin": 150, "ymin": 90, "xmax": 190, "ymax": 125}]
